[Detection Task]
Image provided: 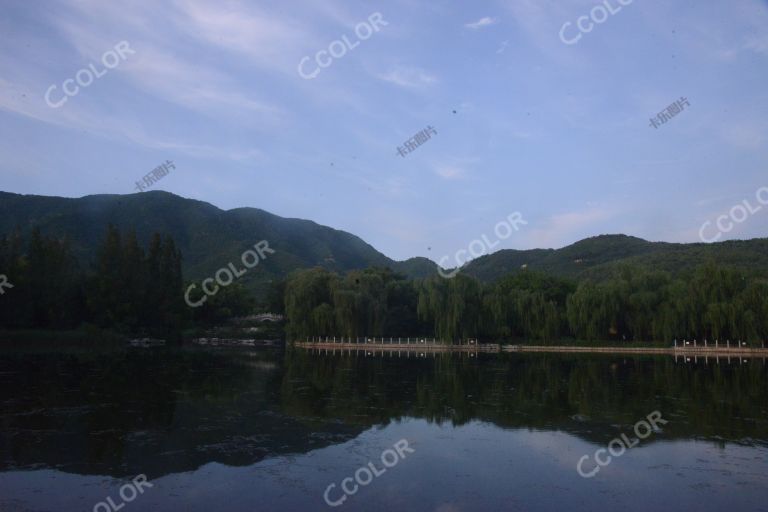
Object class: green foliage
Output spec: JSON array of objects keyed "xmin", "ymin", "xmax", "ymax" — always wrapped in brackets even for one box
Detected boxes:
[
  {"xmin": 88, "ymin": 226, "xmax": 186, "ymax": 337},
  {"xmin": 461, "ymin": 234, "xmax": 768, "ymax": 282},
  {"xmin": 484, "ymin": 272, "xmax": 575, "ymax": 342},
  {"xmin": 0, "ymin": 225, "xmax": 187, "ymax": 337},
  {"xmin": 284, "ymin": 264, "xmax": 768, "ymax": 343},
  {"xmin": 0, "ymin": 228, "xmax": 84, "ymax": 329},
  {"xmin": 566, "ymin": 263, "xmax": 768, "ymax": 342},
  {"xmin": 3, "ymin": 192, "xmax": 768, "ymax": 301},
  {"xmin": 190, "ymin": 283, "xmax": 255, "ymax": 326},
  {"xmin": 284, "ymin": 267, "xmax": 426, "ymax": 339},
  {"xmin": 417, "ymin": 275, "xmax": 483, "ymax": 341},
  {"xmin": 0, "ymin": 191, "xmax": 395, "ymax": 300},
  {"xmin": 2, "ymin": 192, "xmax": 767, "ymax": 343}
]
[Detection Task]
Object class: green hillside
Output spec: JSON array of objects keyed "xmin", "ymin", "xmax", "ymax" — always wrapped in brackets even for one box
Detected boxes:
[
  {"xmin": 0, "ymin": 191, "xmax": 395, "ymax": 297},
  {"xmin": 1, "ymin": 191, "xmax": 766, "ymax": 295},
  {"xmin": 461, "ymin": 234, "xmax": 768, "ymax": 281}
]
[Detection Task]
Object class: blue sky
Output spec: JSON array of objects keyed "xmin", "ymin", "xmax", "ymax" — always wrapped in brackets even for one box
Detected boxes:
[{"xmin": 0, "ymin": 0, "xmax": 767, "ymax": 261}]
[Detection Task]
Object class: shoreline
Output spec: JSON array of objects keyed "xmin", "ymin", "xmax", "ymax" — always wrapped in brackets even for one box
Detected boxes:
[{"xmin": 294, "ymin": 341, "xmax": 768, "ymax": 357}]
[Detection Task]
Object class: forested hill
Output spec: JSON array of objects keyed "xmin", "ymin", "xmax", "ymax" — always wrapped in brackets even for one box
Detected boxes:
[
  {"xmin": 0, "ymin": 190, "xmax": 397, "ymax": 296},
  {"xmin": 1, "ymin": 191, "xmax": 767, "ymax": 292},
  {"xmin": 461, "ymin": 234, "xmax": 768, "ymax": 281}
]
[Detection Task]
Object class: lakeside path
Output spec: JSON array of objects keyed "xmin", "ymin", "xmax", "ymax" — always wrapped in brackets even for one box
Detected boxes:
[{"xmin": 294, "ymin": 341, "xmax": 768, "ymax": 357}]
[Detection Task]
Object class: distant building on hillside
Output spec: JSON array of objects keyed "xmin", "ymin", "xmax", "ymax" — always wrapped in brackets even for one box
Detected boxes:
[{"xmin": 235, "ymin": 313, "xmax": 284, "ymax": 323}]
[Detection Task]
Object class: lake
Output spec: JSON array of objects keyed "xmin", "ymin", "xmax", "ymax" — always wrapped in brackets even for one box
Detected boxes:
[{"xmin": 1, "ymin": 347, "xmax": 766, "ymax": 511}]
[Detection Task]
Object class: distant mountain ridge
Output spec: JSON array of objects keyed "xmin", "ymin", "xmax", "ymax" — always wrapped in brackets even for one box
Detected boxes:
[
  {"xmin": 460, "ymin": 234, "xmax": 768, "ymax": 281},
  {"xmin": 0, "ymin": 191, "xmax": 396, "ymax": 296},
  {"xmin": 1, "ymin": 191, "xmax": 766, "ymax": 296}
]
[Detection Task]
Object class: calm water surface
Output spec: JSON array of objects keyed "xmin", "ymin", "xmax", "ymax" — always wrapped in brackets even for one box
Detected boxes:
[{"xmin": 0, "ymin": 347, "xmax": 766, "ymax": 511}]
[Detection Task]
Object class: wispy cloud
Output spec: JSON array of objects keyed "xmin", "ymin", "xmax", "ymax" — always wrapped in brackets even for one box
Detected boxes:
[
  {"xmin": 49, "ymin": 2, "xmax": 285, "ymax": 118},
  {"xmin": 0, "ymin": 0, "xmax": 284, "ymax": 162},
  {"xmin": 0, "ymin": 76, "xmax": 266, "ymax": 163},
  {"xmin": 376, "ymin": 66, "xmax": 437, "ymax": 88},
  {"xmin": 465, "ymin": 17, "xmax": 498, "ymax": 30},
  {"xmin": 720, "ymin": 121, "xmax": 766, "ymax": 150},
  {"xmin": 744, "ymin": 33, "xmax": 768, "ymax": 55},
  {"xmin": 1, "ymin": 0, "xmax": 767, "ymax": 257},
  {"xmin": 434, "ymin": 166, "xmax": 466, "ymax": 180},
  {"xmin": 172, "ymin": 0, "xmax": 308, "ymax": 72}
]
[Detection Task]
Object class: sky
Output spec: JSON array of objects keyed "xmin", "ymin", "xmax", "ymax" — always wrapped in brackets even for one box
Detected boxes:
[{"xmin": 0, "ymin": 0, "xmax": 767, "ymax": 262}]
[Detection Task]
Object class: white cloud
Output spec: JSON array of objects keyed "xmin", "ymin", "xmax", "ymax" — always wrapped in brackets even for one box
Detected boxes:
[
  {"xmin": 376, "ymin": 66, "xmax": 437, "ymax": 88},
  {"xmin": 0, "ymin": 0, "xmax": 285, "ymax": 163},
  {"xmin": 47, "ymin": 2, "xmax": 285, "ymax": 118},
  {"xmin": 500, "ymin": 0, "xmax": 587, "ymax": 67},
  {"xmin": 172, "ymin": 0, "xmax": 308, "ymax": 72},
  {"xmin": 720, "ymin": 122, "xmax": 766, "ymax": 150},
  {"xmin": 465, "ymin": 17, "xmax": 498, "ymax": 30},
  {"xmin": 744, "ymin": 33, "xmax": 768, "ymax": 55},
  {"xmin": 433, "ymin": 166, "xmax": 465, "ymax": 180}
]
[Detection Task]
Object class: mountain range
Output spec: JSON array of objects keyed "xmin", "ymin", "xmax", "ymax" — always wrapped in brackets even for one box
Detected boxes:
[{"xmin": 1, "ymin": 190, "xmax": 766, "ymax": 296}]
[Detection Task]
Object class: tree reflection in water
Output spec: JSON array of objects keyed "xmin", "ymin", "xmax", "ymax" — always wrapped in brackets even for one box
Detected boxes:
[{"xmin": 0, "ymin": 347, "xmax": 765, "ymax": 480}]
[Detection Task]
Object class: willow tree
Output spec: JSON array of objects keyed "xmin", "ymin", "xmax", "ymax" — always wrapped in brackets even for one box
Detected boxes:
[
  {"xmin": 417, "ymin": 275, "xmax": 482, "ymax": 341},
  {"xmin": 284, "ymin": 267, "xmax": 336, "ymax": 338},
  {"xmin": 567, "ymin": 282, "xmax": 620, "ymax": 341},
  {"xmin": 485, "ymin": 271, "xmax": 574, "ymax": 342},
  {"xmin": 331, "ymin": 269, "xmax": 390, "ymax": 336}
]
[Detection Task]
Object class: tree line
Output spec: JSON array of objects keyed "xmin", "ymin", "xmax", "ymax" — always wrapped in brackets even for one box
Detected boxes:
[
  {"xmin": 0, "ymin": 226, "xmax": 188, "ymax": 337},
  {"xmin": 284, "ymin": 263, "xmax": 768, "ymax": 343},
  {"xmin": 4, "ymin": 226, "xmax": 766, "ymax": 344},
  {"xmin": 0, "ymin": 225, "xmax": 269, "ymax": 339}
]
